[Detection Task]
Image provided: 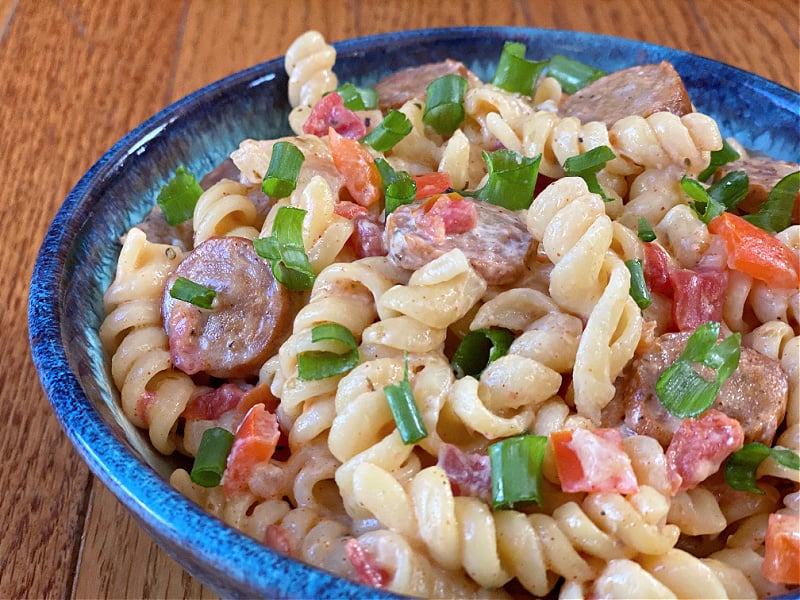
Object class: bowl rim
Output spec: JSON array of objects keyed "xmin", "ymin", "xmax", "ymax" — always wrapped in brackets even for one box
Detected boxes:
[{"xmin": 28, "ymin": 25, "xmax": 800, "ymax": 599}]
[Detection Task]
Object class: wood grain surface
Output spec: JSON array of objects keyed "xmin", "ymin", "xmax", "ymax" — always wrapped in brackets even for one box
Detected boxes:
[{"xmin": 1, "ymin": 1, "xmax": 797, "ymax": 598}]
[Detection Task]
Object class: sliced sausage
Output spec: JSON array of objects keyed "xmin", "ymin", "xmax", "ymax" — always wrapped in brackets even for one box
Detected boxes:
[
  {"xmin": 558, "ymin": 61, "xmax": 693, "ymax": 127},
  {"xmin": 162, "ymin": 236, "xmax": 295, "ymax": 378},
  {"xmin": 384, "ymin": 195, "xmax": 532, "ymax": 285},
  {"xmin": 618, "ymin": 332, "xmax": 788, "ymax": 446},
  {"xmin": 715, "ymin": 156, "xmax": 800, "ymax": 224},
  {"xmin": 374, "ymin": 59, "xmax": 481, "ymax": 111},
  {"xmin": 437, "ymin": 442, "xmax": 491, "ymax": 503}
]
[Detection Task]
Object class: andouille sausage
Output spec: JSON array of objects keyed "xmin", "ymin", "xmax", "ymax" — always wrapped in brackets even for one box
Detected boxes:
[
  {"xmin": 615, "ymin": 332, "xmax": 788, "ymax": 446},
  {"xmin": 162, "ymin": 236, "xmax": 295, "ymax": 379},
  {"xmin": 384, "ymin": 195, "xmax": 532, "ymax": 285},
  {"xmin": 715, "ymin": 156, "xmax": 800, "ymax": 224},
  {"xmin": 558, "ymin": 61, "xmax": 693, "ymax": 128},
  {"xmin": 374, "ymin": 59, "xmax": 481, "ymax": 111}
]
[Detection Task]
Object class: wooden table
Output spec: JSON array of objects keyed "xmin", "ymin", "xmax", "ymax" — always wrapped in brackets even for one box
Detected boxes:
[{"xmin": 2, "ymin": 1, "xmax": 797, "ymax": 597}]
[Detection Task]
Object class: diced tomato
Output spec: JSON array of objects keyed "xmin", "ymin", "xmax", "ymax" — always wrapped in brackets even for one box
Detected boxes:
[
  {"xmin": 643, "ymin": 242, "xmax": 673, "ymax": 296},
  {"xmin": 328, "ymin": 127, "xmax": 381, "ymax": 207},
  {"xmin": 551, "ymin": 428, "xmax": 639, "ymax": 494},
  {"xmin": 763, "ymin": 513, "xmax": 800, "ymax": 585},
  {"xmin": 303, "ymin": 92, "xmax": 366, "ymax": 139},
  {"xmin": 437, "ymin": 442, "xmax": 492, "ymax": 502},
  {"xmin": 666, "ymin": 409, "xmax": 744, "ymax": 494},
  {"xmin": 182, "ymin": 384, "xmax": 247, "ymax": 422},
  {"xmin": 669, "ymin": 267, "xmax": 728, "ymax": 332},
  {"xmin": 345, "ymin": 539, "xmax": 391, "ymax": 589},
  {"xmin": 413, "ymin": 171, "xmax": 452, "ymax": 199},
  {"xmin": 333, "ymin": 200, "xmax": 370, "ymax": 220},
  {"xmin": 223, "ymin": 404, "xmax": 280, "ymax": 498},
  {"xmin": 414, "ymin": 193, "xmax": 478, "ymax": 243},
  {"xmin": 708, "ymin": 212, "xmax": 799, "ymax": 289}
]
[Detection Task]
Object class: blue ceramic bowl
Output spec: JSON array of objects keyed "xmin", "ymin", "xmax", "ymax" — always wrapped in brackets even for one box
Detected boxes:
[{"xmin": 29, "ymin": 27, "xmax": 800, "ymax": 599}]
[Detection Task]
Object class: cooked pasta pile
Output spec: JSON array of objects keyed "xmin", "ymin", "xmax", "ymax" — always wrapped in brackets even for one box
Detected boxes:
[{"xmin": 100, "ymin": 30, "xmax": 800, "ymax": 598}]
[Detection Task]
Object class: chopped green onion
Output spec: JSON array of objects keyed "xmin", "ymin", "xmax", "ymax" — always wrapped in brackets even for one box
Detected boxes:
[
  {"xmin": 725, "ymin": 443, "xmax": 800, "ymax": 494},
  {"xmin": 698, "ymin": 139, "xmax": 741, "ymax": 182},
  {"xmin": 546, "ymin": 54, "xmax": 606, "ymax": 94},
  {"xmin": 297, "ymin": 322, "xmax": 359, "ymax": 381},
  {"xmin": 253, "ymin": 206, "xmax": 315, "ymax": 291},
  {"xmin": 169, "ymin": 276, "xmax": 217, "ymax": 309},
  {"xmin": 384, "ymin": 354, "xmax": 428, "ymax": 444},
  {"xmin": 469, "ymin": 149, "xmax": 541, "ymax": 210},
  {"xmin": 262, "ymin": 141, "xmax": 305, "ymax": 198},
  {"xmin": 337, "ymin": 83, "xmax": 378, "ymax": 111},
  {"xmin": 625, "ymin": 259, "xmax": 652, "ymax": 309},
  {"xmin": 361, "ymin": 109, "xmax": 412, "ymax": 152},
  {"xmin": 190, "ymin": 427, "xmax": 235, "ymax": 487},
  {"xmin": 157, "ymin": 166, "xmax": 204, "ymax": 226},
  {"xmin": 451, "ymin": 328, "xmax": 515, "ymax": 379},
  {"xmin": 491, "ymin": 41, "xmax": 547, "ymax": 95},
  {"xmin": 682, "ymin": 176, "xmax": 725, "ymax": 224},
  {"xmin": 423, "ymin": 74, "xmax": 467, "ymax": 136},
  {"xmin": 656, "ymin": 322, "xmax": 741, "ymax": 418},
  {"xmin": 375, "ymin": 157, "xmax": 417, "ymax": 215},
  {"xmin": 707, "ymin": 170, "xmax": 749, "ymax": 211},
  {"xmin": 563, "ymin": 146, "xmax": 616, "ymax": 202},
  {"xmin": 489, "ymin": 434, "xmax": 548, "ymax": 510},
  {"xmin": 744, "ymin": 170, "xmax": 800, "ymax": 233},
  {"xmin": 637, "ymin": 217, "xmax": 657, "ymax": 242}
]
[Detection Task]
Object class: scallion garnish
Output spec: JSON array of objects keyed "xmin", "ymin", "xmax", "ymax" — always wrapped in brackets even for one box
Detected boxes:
[
  {"xmin": 743, "ymin": 170, "xmax": 800, "ymax": 233},
  {"xmin": 491, "ymin": 41, "xmax": 547, "ymax": 95},
  {"xmin": 451, "ymin": 327, "xmax": 515, "ymax": 379},
  {"xmin": 337, "ymin": 83, "xmax": 378, "ymax": 111},
  {"xmin": 169, "ymin": 276, "xmax": 217, "ymax": 309},
  {"xmin": 725, "ymin": 442, "xmax": 800, "ymax": 494},
  {"xmin": 375, "ymin": 157, "xmax": 417, "ymax": 215},
  {"xmin": 708, "ymin": 170, "xmax": 749, "ymax": 211},
  {"xmin": 655, "ymin": 322, "xmax": 741, "ymax": 418},
  {"xmin": 157, "ymin": 166, "xmax": 204, "ymax": 226},
  {"xmin": 545, "ymin": 54, "xmax": 606, "ymax": 94},
  {"xmin": 682, "ymin": 176, "xmax": 725, "ymax": 224},
  {"xmin": 190, "ymin": 427, "xmax": 235, "ymax": 487},
  {"xmin": 262, "ymin": 141, "xmax": 305, "ymax": 199},
  {"xmin": 296, "ymin": 322, "xmax": 359, "ymax": 381},
  {"xmin": 563, "ymin": 146, "xmax": 616, "ymax": 202},
  {"xmin": 253, "ymin": 206, "xmax": 316, "ymax": 291},
  {"xmin": 361, "ymin": 109, "xmax": 412, "ymax": 152},
  {"xmin": 469, "ymin": 149, "xmax": 541, "ymax": 210},
  {"xmin": 384, "ymin": 354, "xmax": 428, "ymax": 444},
  {"xmin": 625, "ymin": 259, "xmax": 652, "ymax": 309},
  {"xmin": 489, "ymin": 434, "xmax": 548, "ymax": 510},
  {"xmin": 697, "ymin": 139, "xmax": 741, "ymax": 182},
  {"xmin": 637, "ymin": 217, "xmax": 657, "ymax": 242},
  {"xmin": 422, "ymin": 74, "xmax": 467, "ymax": 136}
]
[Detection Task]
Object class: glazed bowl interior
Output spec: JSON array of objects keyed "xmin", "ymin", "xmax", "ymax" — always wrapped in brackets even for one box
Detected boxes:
[{"xmin": 29, "ymin": 27, "xmax": 800, "ymax": 599}]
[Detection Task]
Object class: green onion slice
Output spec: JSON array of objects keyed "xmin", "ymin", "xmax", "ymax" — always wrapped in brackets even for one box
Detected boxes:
[
  {"xmin": 637, "ymin": 217, "xmax": 657, "ymax": 242},
  {"xmin": 297, "ymin": 322, "xmax": 359, "ymax": 381},
  {"xmin": 190, "ymin": 427, "xmax": 235, "ymax": 487},
  {"xmin": 470, "ymin": 149, "xmax": 541, "ymax": 210},
  {"xmin": 546, "ymin": 54, "xmax": 606, "ymax": 94},
  {"xmin": 625, "ymin": 258, "xmax": 652, "ymax": 309},
  {"xmin": 384, "ymin": 354, "xmax": 428, "ymax": 444},
  {"xmin": 262, "ymin": 141, "xmax": 305, "ymax": 199},
  {"xmin": 157, "ymin": 166, "xmax": 204, "ymax": 226},
  {"xmin": 489, "ymin": 434, "xmax": 548, "ymax": 510},
  {"xmin": 655, "ymin": 322, "xmax": 741, "ymax": 418},
  {"xmin": 452, "ymin": 327, "xmax": 515, "ymax": 379},
  {"xmin": 337, "ymin": 83, "xmax": 378, "ymax": 111},
  {"xmin": 491, "ymin": 41, "xmax": 547, "ymax": 95},
  {"xmin": 563, "ymin": 146, "xmax": 616, "ymax": 202},
  {"xmin": 423, "ymin": 74, "xmax": 467, "ymax": 136},
  {"xmin": 682, "ymin": 176, "xmax": 725, "ymax": 224},
  {"xmin": 698, "ymin": 139, "xmax": 741, "ymax": 182},
  {"xmin": 708, "ymin": 170, "xmax": 749, "ymax": 211},
  {"xmin": 361, "ymin": 109, "xmax": 412, "ymax": 152},
  {"xmin": 169, "ymin": 276, "xmax": 217, "ymax": 309},
  {"xmin": 744, "ymin": 170, "xmax": 800, "ymax": 233},
  {"xmin": 375, "ymin": 157, "xmax": 417, "ymax": 215},
  {"xmin": 725, "ymin": 443, "xmax": 800, "ymax": 494},
  {"xmin": 253, "ymin": 206, "xmax": 315, "ymax": 291}
]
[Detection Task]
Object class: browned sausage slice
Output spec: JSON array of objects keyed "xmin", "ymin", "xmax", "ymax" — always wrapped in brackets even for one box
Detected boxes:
[
  {"xmin": 617, "ymin": 332, "xmax": 788, "ymax": 446},
  {"xmin": 715, "ymin": 156, "xmax": 800, "ymax": 224},
  {"xmin": 558, "ymin": 61, "xmax": 693, "ymax": 127},
  {"xmin": 374, "ymin": 59, "xmax": 481, "ymax": 111},
  {"xmin": 162, "ymin": 236, "xmax": 293, "ymax": 378},
  {"xmin": 384, "ymin": 195, "xmax": 532, "ymax": 285}
]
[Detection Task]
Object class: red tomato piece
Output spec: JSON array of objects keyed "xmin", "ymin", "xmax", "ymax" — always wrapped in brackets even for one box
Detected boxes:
[
  {"xmin": 436, "ymin": 442, "xmax": 492, "ymax": 502},
  {"xmin": 643, "ymin": 242, "xmax": 673, "ymax": 296},
  {"xmin": 669, "ymin": 267, "xmax": 728, "ymax": 332},
  {"xmin": 345, "ymin": 539, "xmax": 391, "ymax": 589},
  {"xmin": 708, "ymin": 212, "xmax": 799, "ymax": 289},
  {"xmin": 303, "ymin": 92, "xmax": 366, "ymax": 139},
  {"xmin": 551, "ymin": 428, "xmax": 639, "ymax": 494},
  {"xmin": 181, "ymin": 383, "xmax": 246, "ymax": 421},
  {"xmin": 763, "ymin": 513, "xmax": 800, "ymax": 585},
  {"xmin": 223, "ymin": 404, "xmax": 280, "ymax": 498},
  {"xmin": 333, "ymin": 200, "xmax": 370, "ymax": 220},
  {"xmin": 413, "ymin": 171, "xmax": 452, "ymax": 199},
  {"xmin": 328, "ymin": 127, "xmax": 381, "ymax": 207},
  {"xmin": 414, "ymin": 193, "xmax": 478, "ymax": 243}
]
